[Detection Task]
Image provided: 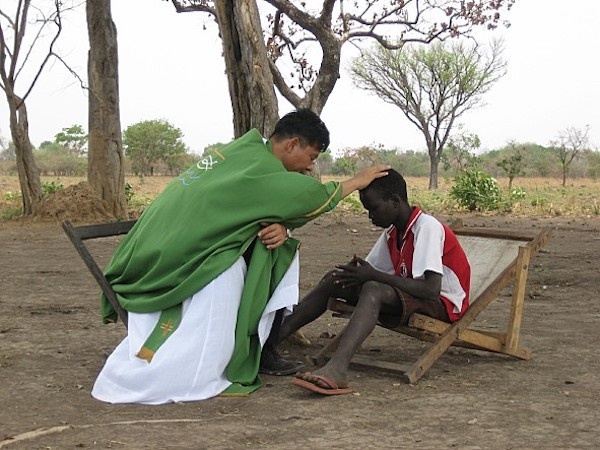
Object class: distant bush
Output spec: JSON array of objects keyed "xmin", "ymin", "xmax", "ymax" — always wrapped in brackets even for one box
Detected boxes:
[{"xmin": 450, "ymin": 168, "xmax": 501, "ymax": 211}]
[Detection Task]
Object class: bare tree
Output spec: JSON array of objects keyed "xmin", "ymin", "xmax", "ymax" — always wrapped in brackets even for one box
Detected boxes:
[
  {"xmin": 350, "ymin": 40, "xmax": 506, "ymax": 189},
  {"xmin": 0, "ymin": 1, "xmax": 72, "ymax": 215},
  {"xmin": 168, "ymin": 0, "xmax": 516, "ymax": 137},
  {"xmin": 551, "ymin": 125, "xmax": 591, "ymax": 187},
  {"xmin": 87, "ymin": 0, "xmax": 127, "ymax": 218}
]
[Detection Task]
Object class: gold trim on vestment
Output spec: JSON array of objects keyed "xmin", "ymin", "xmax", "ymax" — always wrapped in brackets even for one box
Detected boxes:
[{"xmin": 302, "ymin": 184, "xmax": 341, "ymax": 218}]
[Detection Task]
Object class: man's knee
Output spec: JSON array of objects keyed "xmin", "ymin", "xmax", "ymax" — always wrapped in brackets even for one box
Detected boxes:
[
  {"xmin": 360, "ymin": 281, "xmax": 395, "ymax": 304},
  {"xmin": 319, "ymin": 269, "xmax": 338, "ymax": 285}
]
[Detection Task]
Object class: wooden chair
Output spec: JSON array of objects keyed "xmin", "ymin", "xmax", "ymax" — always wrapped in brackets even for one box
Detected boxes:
[
  {"xmin": 62, "ymin": 220, "xmax": 137, "ymax": 328},
  {"xmin": 315, "ymin": 226, "xmax": 552, "ymax": 384}
]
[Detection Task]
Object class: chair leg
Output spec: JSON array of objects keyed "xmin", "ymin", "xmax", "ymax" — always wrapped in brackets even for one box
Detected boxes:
[{"xmin": 505, "ymin": 245, "xmax": 531, "ymax": 352}]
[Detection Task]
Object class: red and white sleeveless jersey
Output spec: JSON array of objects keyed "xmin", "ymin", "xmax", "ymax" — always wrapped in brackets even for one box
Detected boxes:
[{"xmin": 366, "ymin": 207, "xmax": 471, "ymax": 322}]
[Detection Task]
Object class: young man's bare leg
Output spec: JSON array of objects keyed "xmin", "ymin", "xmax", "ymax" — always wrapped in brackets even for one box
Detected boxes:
[
  {"xmin": 296, "ymin": 281, "xmax": 401, "ymax": 388},
  {"xmin": 261, "ymin": 272, "xmax": 341, "ymax": 375},
  {"xmin": 278, "ymin": 271, "xmax": 347, "ymax": 342}
]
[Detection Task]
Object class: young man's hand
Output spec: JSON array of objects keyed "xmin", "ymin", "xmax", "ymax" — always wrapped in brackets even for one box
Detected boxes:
[{"xmin": 333, "ymin": 256, "xmax": 378, "ymax": 287}]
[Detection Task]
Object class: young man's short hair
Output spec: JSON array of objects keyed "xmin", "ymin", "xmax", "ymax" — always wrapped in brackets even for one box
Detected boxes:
[{"xmin": 360, "ymin": 168, "xmax": 408, "ymax": 203}]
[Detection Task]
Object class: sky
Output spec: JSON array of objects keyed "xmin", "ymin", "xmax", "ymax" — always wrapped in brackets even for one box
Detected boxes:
[{"xmin": 1, "ymin": 0, "xmax": 599, "ymax": 155}]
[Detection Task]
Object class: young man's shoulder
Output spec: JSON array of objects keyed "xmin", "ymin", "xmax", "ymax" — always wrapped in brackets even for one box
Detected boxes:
[{"xmin": 414, "ymin": 210, "xmax": 444, "ymax": 230}]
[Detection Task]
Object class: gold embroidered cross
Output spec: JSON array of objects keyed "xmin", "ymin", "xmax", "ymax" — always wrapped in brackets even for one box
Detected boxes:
[{"xmin": 160, "ymin": 318, "xmax": 174, "ymax": 336}]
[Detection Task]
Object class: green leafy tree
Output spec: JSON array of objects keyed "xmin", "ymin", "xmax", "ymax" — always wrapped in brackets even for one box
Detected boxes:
[
  {"xmin": 54, "ymin": 125, "xmax": 88, "ymax": 156},
  {"xmin": 496, "ymin": 141, "xmax": 524, "ymax": 188},
  {"xmin": 350, "ymin": 40, "xmax": 506, "ymax": 190},
  {"xmin": 123, "ymin": 120, "xmax": 188, "ymax": 176}
]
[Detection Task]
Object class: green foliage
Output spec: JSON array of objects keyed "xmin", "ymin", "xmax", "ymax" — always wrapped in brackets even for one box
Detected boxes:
[
  {"xmin": 1, "ymin": 205, "xmax": 22, "ymax": 220},
  {"xmin": 449, "ymin": 168, "xmax": 501, "ymax": 211},
  {"xmin": 326, "ymin": 147, "xmax": 430, "ymax": 178},
  {"xmin": 341, "ymin": 194, "xmax": 363, "ymax": 212},
  {"xmin": 315, "ymin": 151, "xmax": 333, "ymax": 174},
  {"xmin": 124, "ymin": 182, "xmax": 134, "ymax": 204},
  {"xmin": 123, "ymin": 119, "xmax": 188, "ymax": 176},
  {"xmin": 497, "ymin": 152, "xmax": 524, "ymax": 178},
  {"xmin": 350, "ymin": 39, "xmax": 506, "ymax": 188},
  {"xmin": 441, "ymin": 128, "xmax": 481, "ymax": 175},
  {"xmin": 35, "ymin": 143, "xmax": 87, "ymax": 176},
  {"xmin": 163, "ymin": 152, "xmax": 197, "ymax": 176},
  {"xmin": 530, "ymin": 195, "xmax": 548, "ymax": 207},
  {"xmin": 496, "ymin": 144, "xmax": 524, "ymax": 188},
  {"xmin": 584, "ymin": 150, "xmax": 600, "ymax": 179},
  {"xmin": 54, "ymin": 125, "xmax": 88, "ymax": 156},
  {"xmin": 330, "ymin": 155, "xmax": 357, "ymax": 175},
  {"xmin": 41, "ymin": 180, "xmax": 64, "ymax": 196},
  {"xmin": 410, "ymin": 189, "xmax": 450, "ymax": 214},
  {"xmin": 395, "ymin": 150, "xmax": 430, "ymax": 177},
  {"xmin": 509, "ymin": 186, "xmax": 526, "ymax": 200},
  {"xmin": 4, "ymin": 191, "xmax": 20, "ymax": 201}
]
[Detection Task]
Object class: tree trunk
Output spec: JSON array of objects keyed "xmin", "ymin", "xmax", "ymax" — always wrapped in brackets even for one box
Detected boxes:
[
  {"xmin": 428, "ymin": 146, "xmax": 440, "ymax": 190},
  {"xmin": 7, "ymin": 95, "xmax": 42, "ymax": 215},
  {"xmin": 214, "ymin": 0, "xmax": 279, "ymax": 137},
  {"xmin": 87, "ymin": 0, "xmax": 127, "ymax": 219}
]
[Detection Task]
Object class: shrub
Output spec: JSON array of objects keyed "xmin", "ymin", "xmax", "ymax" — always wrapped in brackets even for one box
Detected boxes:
[
  {"xmin": 449, "ymin": 168, "xmax": 501, "ymax": 211},
  {"xmin": 41, "ymin": 180, "xmax": 64, "ymax": 196}
]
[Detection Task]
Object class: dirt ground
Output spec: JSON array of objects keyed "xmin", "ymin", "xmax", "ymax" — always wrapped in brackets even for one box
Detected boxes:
[{"xmin": 1, "ymin": 207, "xmax": 599, "ymax": 449}]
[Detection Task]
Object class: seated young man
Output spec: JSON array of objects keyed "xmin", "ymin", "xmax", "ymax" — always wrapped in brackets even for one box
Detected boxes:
[{"xmin": 276, "ymin": 169, "xmax": 471, "ymax": 395}]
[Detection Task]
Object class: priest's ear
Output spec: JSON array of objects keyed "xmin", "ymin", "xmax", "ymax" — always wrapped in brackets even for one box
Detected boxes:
[{"xmin": 286, "ymin": 136, "xmax": 301, "ymax": 153}]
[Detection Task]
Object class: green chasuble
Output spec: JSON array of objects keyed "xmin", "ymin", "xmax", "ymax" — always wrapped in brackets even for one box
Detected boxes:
[{"xmin": 101, "ymin": 129, "xmax": 343, "ymax": 394}]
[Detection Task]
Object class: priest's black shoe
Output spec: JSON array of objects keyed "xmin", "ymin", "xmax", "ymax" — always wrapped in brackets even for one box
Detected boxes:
[{"xmin": 259, "ymin": 345, "xmax": 305, "ymax": 376}]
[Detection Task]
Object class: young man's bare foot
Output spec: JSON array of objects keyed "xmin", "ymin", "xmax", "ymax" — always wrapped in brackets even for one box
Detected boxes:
[{"xmin": 292, "ymin": 365, "xmax": 352, "ymax": 395}]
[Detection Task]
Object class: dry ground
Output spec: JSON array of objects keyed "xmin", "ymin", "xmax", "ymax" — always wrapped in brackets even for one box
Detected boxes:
[{"xmin": 1, "ymin": 209, "xmax": 599, "ymax": 449}]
